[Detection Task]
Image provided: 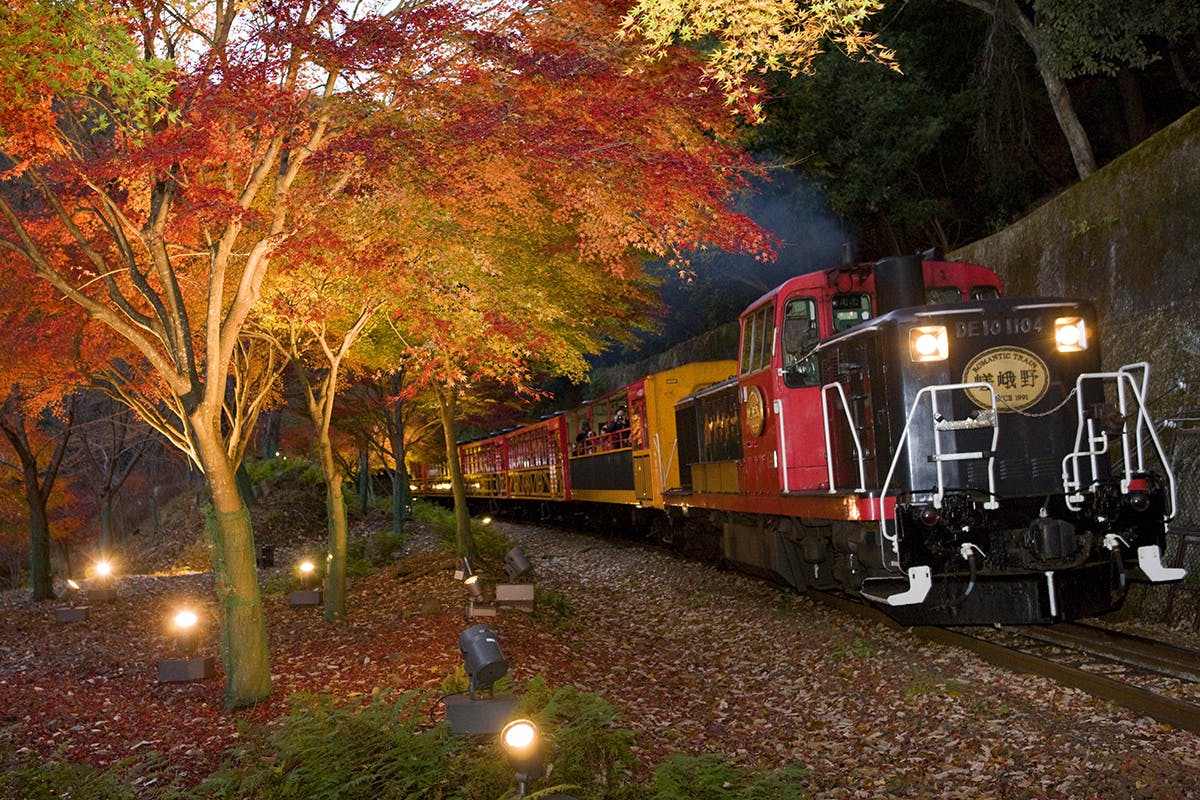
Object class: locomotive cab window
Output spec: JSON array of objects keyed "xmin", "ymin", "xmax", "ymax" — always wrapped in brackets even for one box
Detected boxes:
[
  {"xmin": 739, "ymin": 303, "xmax": 775, "ymax": 374},
  {"xmin": 971, "ymin": 285, "xmax": 1000, "ymax": 300},
  {"xmin": 781, "ymin": 297, "xmax": 820, "ymax": 388},
  {"xmin": 926, "ymin": 286, "xmax": 962, "ymax": 304},
  {"xmin": 831, "ymin": 293, "xmax": 871, "ymax": 332}
]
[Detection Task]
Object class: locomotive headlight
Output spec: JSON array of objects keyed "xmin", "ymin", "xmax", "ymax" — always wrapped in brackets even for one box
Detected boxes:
[
  {"xmin": 1054, "ymin": 317, "xmax": 1088, "ymax": 352},
  {"xmin": 909, "ymin": 326, "xmax": 948, "ymax": 362}
]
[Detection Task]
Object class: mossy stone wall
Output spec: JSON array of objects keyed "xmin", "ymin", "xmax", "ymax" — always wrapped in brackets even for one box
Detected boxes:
[{"xmin": 952, "ymin": 106, "xmax": 1200, "ymax": 412}]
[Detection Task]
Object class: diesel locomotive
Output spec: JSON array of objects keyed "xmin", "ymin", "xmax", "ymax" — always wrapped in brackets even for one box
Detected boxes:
[{"xmin": 412, "ymin": 253, "xmax": 1185, "ymax": 625}]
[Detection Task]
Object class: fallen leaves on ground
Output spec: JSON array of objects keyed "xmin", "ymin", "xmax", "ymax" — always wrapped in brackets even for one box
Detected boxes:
[{"xmin": 2, "ymin": 522, "xmax": 1198, "ymax": 799}]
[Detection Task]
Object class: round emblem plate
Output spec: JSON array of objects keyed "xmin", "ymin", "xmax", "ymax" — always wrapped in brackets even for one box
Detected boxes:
[
  {"xmin": 961, "ymin": 346, "xmax": 1050, "ymax": 412},
  {"xmin": 745, "ymin": 385, "xmax": 766, "ymax": 436}
]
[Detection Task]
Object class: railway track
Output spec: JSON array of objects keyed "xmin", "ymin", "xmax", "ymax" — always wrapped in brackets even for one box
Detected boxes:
[{"xmin": 809, "ymin": 590, "xmax": 1200, "ymax": 735}]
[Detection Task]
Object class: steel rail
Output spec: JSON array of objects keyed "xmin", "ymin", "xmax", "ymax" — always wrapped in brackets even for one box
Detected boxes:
[{"xmin": 808, "ymin": 590, "xmax": 1200, "ymax": 735}]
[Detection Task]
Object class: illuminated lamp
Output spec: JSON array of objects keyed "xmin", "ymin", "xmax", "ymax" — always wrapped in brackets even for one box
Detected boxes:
[
  {"xmin": 445, "ymin": 624, "xmax": 518, "ymax": 735},
  {"xmin": 1054, "ymin": 317, "xmax": 1088, "ymax": 352},
  {"xmin": 157, "ymin": 606, "xmax": 216, "ymax": 683},
  {"xmin": 501, "ymin": 719, "xmax": 545, "ymax": 797},
  {"xmin": 909, "ymin": 326, "xmax": 948, "ymax": 362},
  {"xmin": 465, "ymin": 574, "xmax": 487, "ymax": 603},
  {"xmin": 54, "ymin": 579, "xmax": 89, "ymax": 623},
  {"xmin": 288, "ymin": 559, "xmax": 322, "ymax": 606},
  {"xmin": 89, "ymin": 559, "xmax": 118, "ymax": 603}
]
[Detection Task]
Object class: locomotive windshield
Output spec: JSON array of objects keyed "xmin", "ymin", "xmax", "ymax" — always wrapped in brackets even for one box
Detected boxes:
[{"xmin": 781, "ymin": 297, "xmax": 820, "ymax": 388}]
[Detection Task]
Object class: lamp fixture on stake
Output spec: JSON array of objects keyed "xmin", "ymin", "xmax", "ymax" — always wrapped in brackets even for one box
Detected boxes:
[
  {"xmin": 445, "ymin": 623, "xmax": 518, "ymax": 735},
  {"xmin": 500, "ymin": 719, "xmax": 545, "ymax": 797},
  {"xmin": 157, "ymin": 606, "xmax": 215, "ymax": 683},
  {"xmin": 289, "ymin": 559, "xmax": 323, "ymax": 606}
]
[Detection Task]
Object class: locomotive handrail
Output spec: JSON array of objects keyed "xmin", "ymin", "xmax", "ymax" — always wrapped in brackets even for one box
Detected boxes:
[
  {"xmin": 820, "ymin": 382, "xmax": 867, "ymax": 493},
  {"xmin": 1062, "ymin": 363, "xmax": 1177, "ymax": 520},
  {"xmin": 876, "ymin": 382, "xmax": 1001, "ymax": 557}
]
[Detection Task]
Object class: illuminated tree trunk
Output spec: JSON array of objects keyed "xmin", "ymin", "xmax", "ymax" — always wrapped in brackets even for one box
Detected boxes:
[
  {"xmin": 191, "ymin": 409, "xmax": 272, "ymax": 709},
  {"xmin": 435, "ymin": 386, "xmax": 477, "ymax": 560},
  {"xmin": 316, "ymin": 426, "xmax": 349, "ymax": 621},
  {"xmin": 389, "ymin": 371, "xmax": 409, "ymax": 536}
]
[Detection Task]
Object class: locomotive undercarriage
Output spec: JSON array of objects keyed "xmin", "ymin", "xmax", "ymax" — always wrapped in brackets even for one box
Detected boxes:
[{"xmin": 667, "ymin": 470, "xmax": 1176, "ymax": 625}]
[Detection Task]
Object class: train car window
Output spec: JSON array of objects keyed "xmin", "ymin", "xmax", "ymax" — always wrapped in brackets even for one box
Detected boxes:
[
  {"xmin": 971, "ymin": 285, "xmax": 1000, "ymax": 300},
  {"xmin": 781, "ymin": 297, "xmax": 820, "ymax": 389},
  {"xmin": 740, "ymin": 313, "xmax": 755, "ymax": 374},
  {"xmin": 739, "ymin": 304, "xmax": 775, "ymax": 374},
  {"xmin": 926, "ymin": 286, "xmax": 961, "ymax": 304},
  {"xmin": 831, "ymin": 293, "xmax": 871, "ymax": 332}
]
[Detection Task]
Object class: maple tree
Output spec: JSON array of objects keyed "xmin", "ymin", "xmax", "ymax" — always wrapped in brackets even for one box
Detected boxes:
[
  {"xmin": 0, "ymin": 393, "xmax": 77, "ymax": 600},
  {"xmin": 0, "ymin": 0, "xmax": 862, "ymax": 706},
  {"xmin": 621, "ymin": 0, "xmax": 895, "ymax": 115},
  {"xmin": 0, "ymin": 0, "xmax": 421, "ymax": 706}
]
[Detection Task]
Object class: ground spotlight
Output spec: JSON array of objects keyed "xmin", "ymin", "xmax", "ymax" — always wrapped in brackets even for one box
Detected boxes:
[
  {"xmin": 54, "ymin": 579, "xmax": 88, "ymax": 623},
  {"xmin": 465, "ymin": 573, "xmax": 486, "ymax": 603},
  {"xmin": 459, "ymin": 623, "xmax": 507, "ymax": 698},
  {"xmin": 504, "ymin": 546, "xmax": 532, "ymax": 582},
  {"xmin": 157, "ymin": 606, "xmax": 214, "ymax": 683},
  {"xmin": 501, "ymin": 719, "xmax": 545, "ymax": 796},
  {"xmin": 288, "ymin": 559, "xmax": 322, "ymax": 606},
  {"xmin": 173, "ymin": 608, "xmax": 199, "ymax": 655},
  {"xmin": 445, "ymin": 624, "xmax": 518, "ymax": 735},
  {"xmin": 89, "ymin": 560, "xmax": 117, "ymax": 602}
]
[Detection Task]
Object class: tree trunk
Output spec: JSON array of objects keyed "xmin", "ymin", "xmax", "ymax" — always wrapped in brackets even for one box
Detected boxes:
[
  {"xmin": 957, "ymin": 0, "xmax": 1097, "ymax": 180},
  {"xmin": 435, "ymin": 387, "xmax": 476, "ymax": 559},
  {"xmin": 389, "ymin": 374, "xmax": 409, "ymax": 536},
  {"xmin": 1116, "ymin": 67, "xmax": 1148, "ymax": 146},
  {"xmin": 358, "ymin": 448, "xmax": 370, "ymax": 514},
  {"xmin": 191, "ymin": 410, "xmax": 272, "ymax": 709},
  {"xmin": 99, "ymin": 495, "xmax": 115, "ymax": 554},
  {"xmin": 26, "ymin": 489, "xmax": 53, "ymax": 601},
  {"xmin": 317, "ymin": 428, "xmax": 349, "ymax": 621}
]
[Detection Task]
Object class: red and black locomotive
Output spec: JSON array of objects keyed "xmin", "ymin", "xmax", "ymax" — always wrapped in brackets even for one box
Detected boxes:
[
  {"xmin": 669, "ymin": 253, "xmax": 1182, "ymax": 624},
  {"xmin": 414, "ymin": 252, "xmax": 1185, "ymax": 625}
]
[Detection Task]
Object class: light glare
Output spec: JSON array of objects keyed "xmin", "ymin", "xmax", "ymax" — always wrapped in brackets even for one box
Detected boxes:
[
  {"xmin": 95, "ymin": 561, "xmax": 112, "ymax": 577},
  {"xmin": 174, "ymin": 610, "xmax": 198, "ymax": 630},
  {"xmin": 909, "ymin": 326, "xmax": 948, "ymax": 362},
  {"xmin": 502, "ymin": 719, "xmax": 537, "ymax": 751}
]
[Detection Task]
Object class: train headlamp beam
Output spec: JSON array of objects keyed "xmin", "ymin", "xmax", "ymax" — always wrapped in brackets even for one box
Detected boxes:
[
  {"xmin": 909, "ymin": 326, "xmax": 948, "ymax": 362},
  {"xmin": 1054, "ymin": 317, "xmax": 1088, "ymax": 352}
]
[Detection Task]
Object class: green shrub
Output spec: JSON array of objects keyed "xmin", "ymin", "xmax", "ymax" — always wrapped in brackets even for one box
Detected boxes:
[
  {"xmin": 199, "ymin": 691, "xmax": 462, "ymax": 800},
  {"xmin": 514, "ymin": 676, "xmax": 637, "ymax": 796},
  {"xmin": 0, "ymin": 746, "xmax": 142, "ymax": 800},
  {"xmin": 646, "ymin": 754, "xmax": 810, "ymax": 800}
]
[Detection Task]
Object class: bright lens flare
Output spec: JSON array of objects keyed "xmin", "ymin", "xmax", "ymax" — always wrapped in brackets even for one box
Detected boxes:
[
  {"xmin": 909, "ymin": 326, "xmax": 948, "ymax": 362},
  {"xmin": 95, "ymin": 561, "xmax": 112, "ymax": 577},
  {"xmin": 502, "ymin": 719, "xmax": 538, "ymax": 751},
  {"xmin": 1055, "ymin": 317, "xmax": 1087, "ymax": 351},
  {"xmin": 299, "ymin": 561, "xmax": 315, "ymax": 574},
  {"xmin": 66, "ymin": 579, "xmax": 80, "ymax": 590},
  {"xmin": 174, "ymin": 610, "xmax": 198, "ymax": 630}
]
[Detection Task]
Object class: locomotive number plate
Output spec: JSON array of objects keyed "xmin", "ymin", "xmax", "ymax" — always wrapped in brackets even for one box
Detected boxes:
[{"xmin": 961, "ymin": 346, "xmax": 1049, "ymax": 412}]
